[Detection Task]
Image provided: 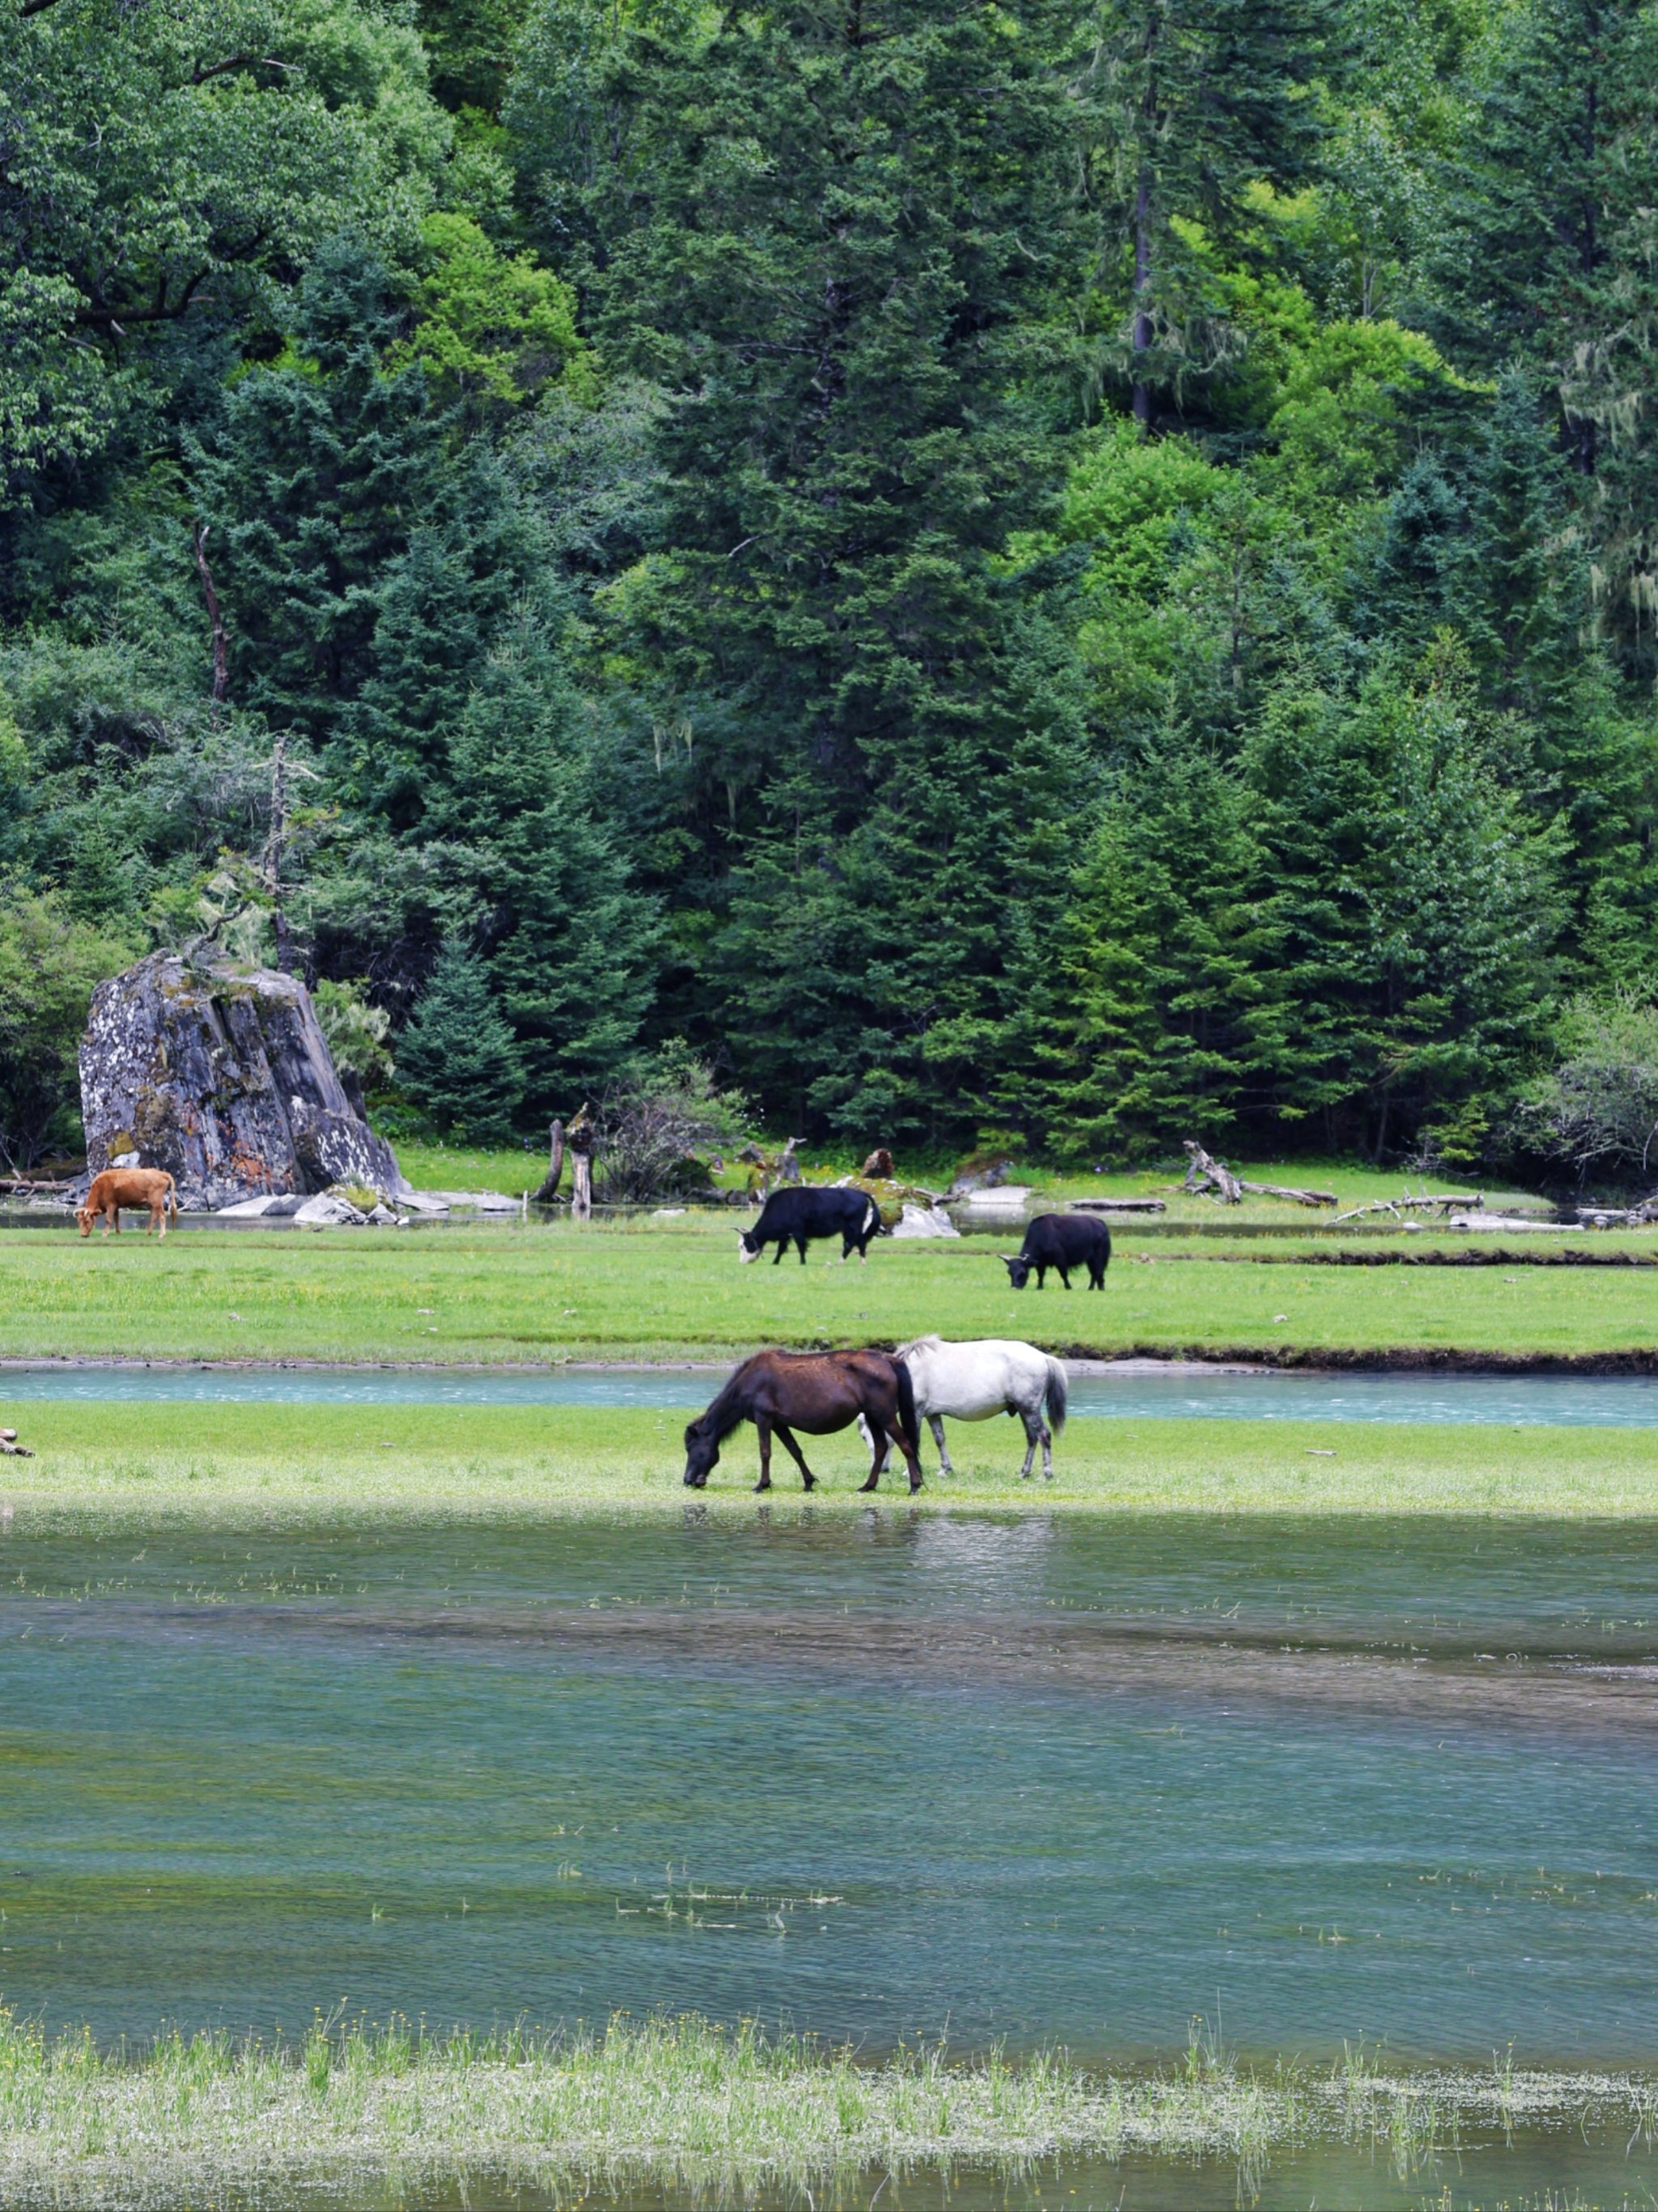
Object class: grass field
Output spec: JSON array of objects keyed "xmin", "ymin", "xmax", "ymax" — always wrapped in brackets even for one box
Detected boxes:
[
  {"xmin": 3, "ymin": 1400, "xmax": 1658, "ymax": 1518},
  {"xmin": 5, "ymin": 2005, "xmax": 1642, "ymax": 2204},
  {"xmin": 3, "ymin": 1217, "xmax": 1658, "ymax": 1368}
]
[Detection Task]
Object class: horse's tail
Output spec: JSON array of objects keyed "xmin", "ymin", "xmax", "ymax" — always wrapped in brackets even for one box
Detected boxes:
[
  {"xmin": 1044, "ymin": 1356, "xmax": 1068, "ymax": 1437},
  {"xmin": 893, "ymin": 1356, "xmax": 921, "ymax": 1457}
]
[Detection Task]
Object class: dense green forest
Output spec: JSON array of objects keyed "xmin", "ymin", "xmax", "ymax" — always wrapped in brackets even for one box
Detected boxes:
[{"xmin": 3, "ymin": 0, "xmax": 1658, "ymax": 1182}]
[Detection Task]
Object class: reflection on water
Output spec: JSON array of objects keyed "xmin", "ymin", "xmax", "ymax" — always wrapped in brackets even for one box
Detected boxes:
[
  {"xmin": 153, "ymin": 2139, "xmax": 1658, "ymax": 2212},
  {"xmin": 4, "ymin": 1511, "xmax": 1658, "ymax": 2070},
  {"xmin": 12, "ymin": 1359, "xmax": 1658, "ymax": 1425}
]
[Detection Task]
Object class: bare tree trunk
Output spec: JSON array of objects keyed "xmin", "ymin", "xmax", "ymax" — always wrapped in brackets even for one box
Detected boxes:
[
  {"xmin": 568, "ymin": 1104, "xmax": 594, "ymax": 1220},
  {"xmin": 1132, "ymin": 167, "xmax": 1153, "ymax": 428},
  {"xmin": 192, "ymin": 521, "xmax": 229, "ymax": 710},
  {"xmin": 532, "ymin": 1119, "xmax": 565, "ymax": 1205},
  {"xmin": 266, "ymin": 730, "xmax": 293, "ymax": 973}
]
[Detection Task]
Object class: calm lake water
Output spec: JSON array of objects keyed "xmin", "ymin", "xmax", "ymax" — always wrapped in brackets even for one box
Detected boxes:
[
  {"xmin": 12, "ymin": 1358, "xmax": 1658, "ymax": 1424},
  {"xmin": 5, "ymin": 1508, "xmax": 1658, "ymax": 2076}
]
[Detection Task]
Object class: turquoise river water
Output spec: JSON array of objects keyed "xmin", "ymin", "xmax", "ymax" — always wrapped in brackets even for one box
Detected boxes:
[{"xmin": 7, "ymin": 1366, "xmax": 1658, "ymax": 2206}]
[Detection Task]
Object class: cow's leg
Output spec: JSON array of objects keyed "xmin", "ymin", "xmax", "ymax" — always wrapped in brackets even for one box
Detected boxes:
[
  {"xmin": 929, "ymin": 1414, "xmax": 954, "ymax": 1473},
  {"xmin": 773, "ymin": 1423, "xmax": 815, "ymax": 1491},
  {"xmin": 755, "ymin": 1418, "xmax": 773, "ymax": 1492},
  {"xmin": 796, "ymin": 1236, "xmax": 808, "ymax": 1264},
  {"xmin": 1056, "ymin": 1264, "xmax": 1071, "ymax": 1289},
  {"xmin": 1033, "ymin": 1262, "xmax": 1044, "ymax": 1288},
  {"xmin": 772, "ymin": 1238, "xmax": 785, "ymax": 1265}
]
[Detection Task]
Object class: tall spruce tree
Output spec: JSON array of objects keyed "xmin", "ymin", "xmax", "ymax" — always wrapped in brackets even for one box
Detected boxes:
[
  {"xmin": 1075, "ymin": 0, "xmax": 1333, "ymax": 423},
  {"xmin": 442, "ymin": 618, "xmax": 660, "ymax": 1108},
  {"xmin": 397, "ymin": 938, "xmax": 525, "ymax": 1143},
  {"xmin": 1438, "ymin": 0, "xmax": 1658, "ymax": 674},
  {"xmin": 517, "ymin": 0, "xmax": 1088, "ymax": 1139}
]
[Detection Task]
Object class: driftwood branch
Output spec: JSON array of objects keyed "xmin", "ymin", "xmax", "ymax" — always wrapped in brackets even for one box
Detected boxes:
[
  {"xmin": 1182, "ymin": 1142, "xmax": 1243, "ymax": 1202},
  {"xmin": 1181, "ymin": 1142, "xmax": 1333, "ymax": 1206},
  {"xmin": 1330, "ymin": 1192, "xmax": 1485, "ymax": 1225}
]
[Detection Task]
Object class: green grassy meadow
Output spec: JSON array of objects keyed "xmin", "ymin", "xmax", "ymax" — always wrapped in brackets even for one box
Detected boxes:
[
  {"xmin": 3, "ymin": 1398, "xmax": 1658, "ymax": 1518},
  {"xmin": 2, "ymin": 1216, "xmax": 1658, "ymax": 1367}
]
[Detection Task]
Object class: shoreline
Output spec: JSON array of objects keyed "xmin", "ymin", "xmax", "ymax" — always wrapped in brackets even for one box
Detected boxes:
[{"xmin": 9, "ymin": 1346, "xmax": 1658, "ymax": 1377}]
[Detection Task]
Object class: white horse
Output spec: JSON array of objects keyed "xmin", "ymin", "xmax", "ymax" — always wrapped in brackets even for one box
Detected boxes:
[{"xmin": 857, "ymin": 1335, "xmax": 1068, "ymax": 1480}]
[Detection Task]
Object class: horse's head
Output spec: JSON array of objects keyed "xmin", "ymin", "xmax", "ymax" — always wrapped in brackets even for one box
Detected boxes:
[
  {"xmin": 735, "ymin": 1227, "xmax": 759, "ymax": 1265},
  {"xmin": 682, "ymin": 1416, "xmax": 721, "ymax": 1487},
  {"xmin": 1001, "ymin": 1253, "xmax": 1031, "ymax": 1290}
]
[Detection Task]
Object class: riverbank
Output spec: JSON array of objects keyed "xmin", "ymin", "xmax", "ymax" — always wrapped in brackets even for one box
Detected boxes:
[
  {"xmin": 8, "ymin": 1224, "xmax": 1658, "ymax": 1369},
  {"xmin": 6, "ymin": 1402, "xmax": 1658, "ymax": 1516},
  {"xmin": 0, "ymin": 2006, "xmax": 1650, "ymax": 2208}
]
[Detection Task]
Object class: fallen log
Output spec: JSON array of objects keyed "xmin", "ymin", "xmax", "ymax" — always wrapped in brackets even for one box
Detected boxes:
[
  {"xmin": 1182, "ymin": 1142, "xmax": 1243, "ymax": 1202},
  {"xmin": 1330, "ymin": 1193, "xmax": 1486, "ymax": 1225},
  {"xmin": 1073, "ymin": 1197, "xmax": 1167, "ymax": 1214},
  {"xmin": 1181, "ymin": 1142, "xmax": 1333, "ymax": 1206}
]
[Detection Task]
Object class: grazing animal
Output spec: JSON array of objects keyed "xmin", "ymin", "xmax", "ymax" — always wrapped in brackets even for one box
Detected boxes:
[
  {"xmin": 683, "ymin": 1347, "xmax": 925, "ymax": 1493},
  {"xmin": 861, "ymin": 1147, "xmax": 895, "ymax": 1180},
  {"xmin": 738, "ymin": 1184, "xmax": 882, "ymax": 1266},
  {"xmin": 76, "ymin": 1168, "xmax": 180, "ymax": 1240},
  {"xmin": 1002, "ymin": 1212, "xmax": 1111, "ymax": 1291},
  {"xmin": 859, "ymin": 1335, "xmax": 1069, "ymax": 1480}
]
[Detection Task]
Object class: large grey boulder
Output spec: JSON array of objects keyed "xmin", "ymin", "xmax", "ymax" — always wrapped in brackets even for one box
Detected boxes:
[{"xmin": 79, "ymin": 951, "xmax": 410, "ymax": 1211}]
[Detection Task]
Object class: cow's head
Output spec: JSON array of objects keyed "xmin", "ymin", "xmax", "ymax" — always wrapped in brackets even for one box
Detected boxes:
[
  {"xmin": 683, "ymin": 1415, "xmax": 721, "ymax": 1486},
  {"xmin": 736, "ymin": 1227, "xmax": 760, "ymax": 1265},
  {"xmin": 1001, "ymin": 1253, "xmax": 1031, "ymax": 1290}
]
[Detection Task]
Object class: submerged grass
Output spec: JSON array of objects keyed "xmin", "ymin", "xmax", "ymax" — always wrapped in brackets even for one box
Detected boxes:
[
  {"xmin": 0, "ymin": 2008, "xmax": 1652, "ymax": 2209},
  {"xmin": 3, "ymin": 1402, "xmax": 1658, "ymax": 1517},
  {"xmin": 9, "ymin": 1219, "xmax": 1658, "ymax": 1368}
]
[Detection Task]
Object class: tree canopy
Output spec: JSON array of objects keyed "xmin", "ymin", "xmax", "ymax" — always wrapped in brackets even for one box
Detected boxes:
[{"xmin": 6, "ymin": 0, "xmax": 1658, "ymax": 1176}]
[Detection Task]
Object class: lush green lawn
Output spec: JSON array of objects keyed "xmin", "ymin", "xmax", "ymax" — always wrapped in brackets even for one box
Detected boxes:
[
  {"xmin": 3, "ymin": 1400, "xmax": 1657, "ymax": 1518},
  {"xmin": 2, "ymin": 1219, "xmax": 1658, "ymax": 1367}
]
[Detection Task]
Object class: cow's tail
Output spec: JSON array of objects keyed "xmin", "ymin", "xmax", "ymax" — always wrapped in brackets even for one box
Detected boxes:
[
  {"xmin": 864, "ymin": 1193, "xmax": 882, "ymax": 1242},
  {"xmin": 893, "ymin": 1356, "xmax": 922, "ymax": 1457},
  {"xmin": 166, "ymin": 1172, "xmax": 179, "ymax": 1223},
  {"xmin": 1044, "ymin": 1357, "xmax": 1068, "ymax": 1437}
]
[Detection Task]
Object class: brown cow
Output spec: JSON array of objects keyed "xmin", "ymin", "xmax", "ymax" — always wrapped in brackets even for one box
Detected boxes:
[{"xmin": 77, "ymin": 1168, "xmax": 180, "ymax": 1240}]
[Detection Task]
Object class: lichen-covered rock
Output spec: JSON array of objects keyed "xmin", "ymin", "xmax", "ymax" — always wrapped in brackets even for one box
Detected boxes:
[{"xmin": 79, "ymin": 951, "xmax": 409, "ymax": 1210}]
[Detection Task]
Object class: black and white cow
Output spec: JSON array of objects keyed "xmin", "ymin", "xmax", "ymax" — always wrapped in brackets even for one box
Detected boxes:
[{"xmin": 738, "ymin": 1185, "xmax": 882, "ymax": 1266}]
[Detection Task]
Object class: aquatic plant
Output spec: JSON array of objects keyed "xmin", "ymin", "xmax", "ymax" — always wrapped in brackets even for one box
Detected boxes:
[{"xmin": 0, "ymin": 2008, "xmax": 1653, "ymax": 2209}]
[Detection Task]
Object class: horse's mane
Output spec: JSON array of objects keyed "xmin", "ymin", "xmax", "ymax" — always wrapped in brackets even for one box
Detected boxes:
[
  {"xmin": 692, "ymin": 1364, "xmax": 755, "ymax": 1444},
  {"xmin": 895, "ymin": 1334, "xmax": 942, "ymax": 1360}
]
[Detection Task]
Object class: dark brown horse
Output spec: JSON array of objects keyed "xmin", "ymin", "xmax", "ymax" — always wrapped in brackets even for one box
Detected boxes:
[{"xmin": 682, "ymin": 1349, "xmax": 925, "ymax": 1494}]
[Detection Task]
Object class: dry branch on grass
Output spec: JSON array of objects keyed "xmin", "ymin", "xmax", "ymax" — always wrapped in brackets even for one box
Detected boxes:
[{"xmin": 1181, "ymin": 1142, "xmax": 1335, "ymax": 1207}]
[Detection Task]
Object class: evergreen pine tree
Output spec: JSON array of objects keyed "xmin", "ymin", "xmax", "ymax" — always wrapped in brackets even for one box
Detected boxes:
[
  {"xmin": 397, "ymin": 939, "xmax": 525, "ymax": 1143},
  {"xmin": 442, "ymin": 618, "xmax": 660, "ymax": 1107},
  {"xmin": 521, "ymin": 0, "xmax": 1090, "ymax": 1139},
  {"xmin": 1075, "ymin": 0, "xmax": 1334, "ymax": 423}
]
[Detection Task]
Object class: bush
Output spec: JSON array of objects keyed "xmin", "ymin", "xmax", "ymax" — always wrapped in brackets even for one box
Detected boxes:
[
  {"xmin": 591, "ymin": 1049, "xmax": 751, "ymax": 1204},
  {"xmin": 1507, "ymin": 991, "xmax": 1658, "ymax": 1189},
  {"xmin": 0, "ymin": 887, "xmax": 137, "ymax": 1172}
]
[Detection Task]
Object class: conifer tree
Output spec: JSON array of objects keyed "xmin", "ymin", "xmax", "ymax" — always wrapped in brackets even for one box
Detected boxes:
[
  {"xmin": 442, "ymin": 618, "xmax": 660, "ymax": 1107},
  {"xmin": 397, "ymin": 938, "xmax": 525, "ymax": 1143},
  {"xmin": 520, "ymin": 0, "xmax": 1089, "ymax": 1138}
]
